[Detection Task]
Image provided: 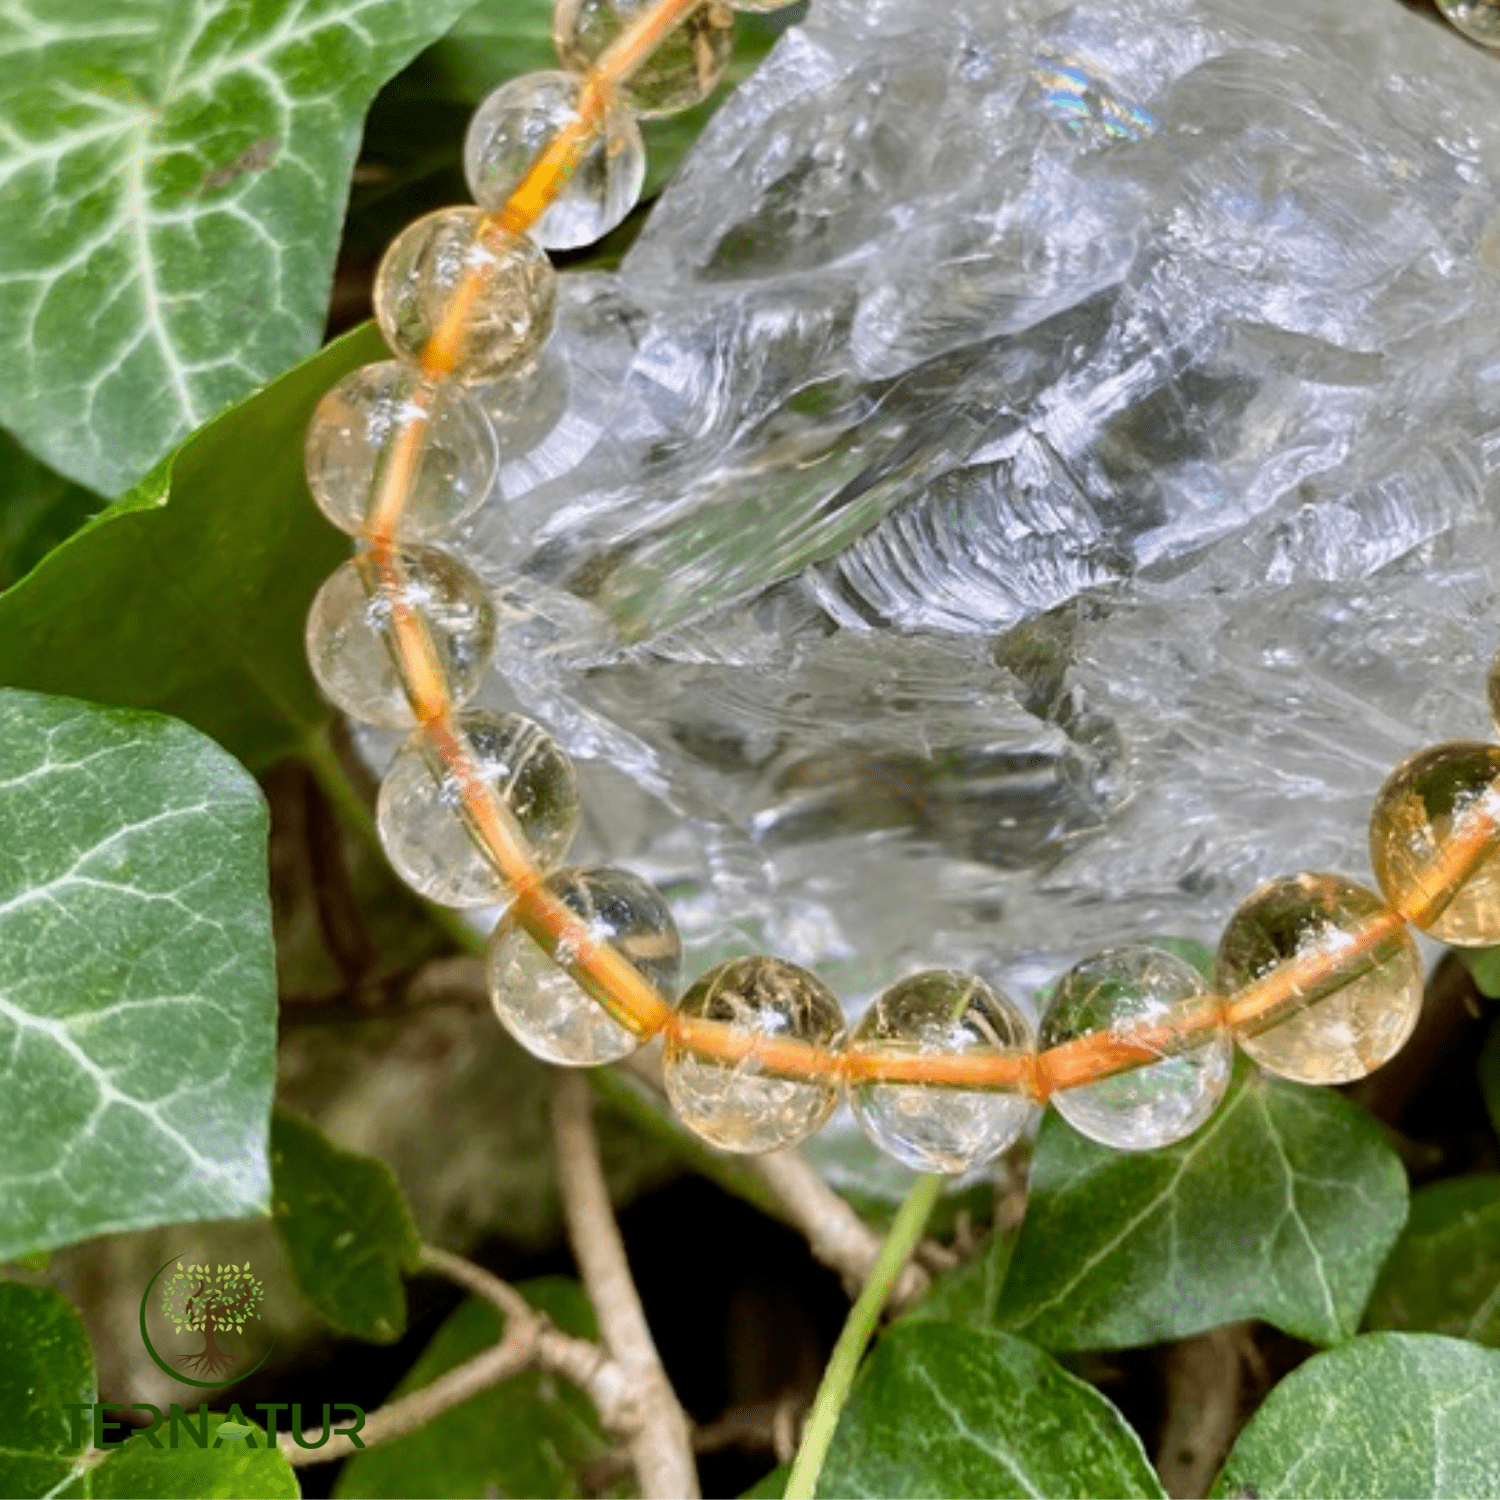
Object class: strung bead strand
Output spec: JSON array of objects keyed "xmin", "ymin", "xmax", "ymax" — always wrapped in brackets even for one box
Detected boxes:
[{"xmin": 304, "ymin": 0, "xmax": 1500, "ymax": 1175}]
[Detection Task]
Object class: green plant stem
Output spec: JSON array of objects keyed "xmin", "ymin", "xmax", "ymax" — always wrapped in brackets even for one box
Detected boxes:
[
  {"xmin": 784, "ymin": 1173, "xmax": 944, "ymax": 1500},
  {"xmin": 300, "ymin": 723, "xmax": 378, "ymax": 850}
]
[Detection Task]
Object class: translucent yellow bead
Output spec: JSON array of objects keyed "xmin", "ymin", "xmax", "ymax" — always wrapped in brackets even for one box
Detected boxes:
[
  {"xmin": 376, "ymin": 712, "xmax": 580, "ymax": 907},
  {"xmin": 304, "ymin": 546, "xmax": 495, "ymax": 728},
  {"xmin": 848, "ymin": 970, "xmax": 1035, "ymax": 1175},
  {"xmin": 664, "ymin": 956, "xmax": 845, "ymax": 1153},
  {"xmin": 1039, "ymin": 946, "xmax": 1232, "ymax": 1151},
  {"xmin": 1370, "ymin": 741, "xmax": 1500, "ymax": 946},
  {"xmin": 1438, "ymin": 0, "xmax": 1500, "ymax": 47},
  {"xmin": 554, "ymin": 0, "xmax": 734, "ymax": 118},
  {"xmin": 374, "ymin": 207, "xmax": 556, "ymax": 384},
  {"xmin": 1216, "ymin": 873, "xmax": 1422, "ymax": 1085},
  {"xmin": 464, "ymin": 71, "xmax": 646, "ymax": 250},
  {"xmin": 304, "ymin": 362, "xmax": 497, "ymax": 542},
  {"xmin": 488, "ymin": 865, "xmax": 680, "ymax": 1065}
]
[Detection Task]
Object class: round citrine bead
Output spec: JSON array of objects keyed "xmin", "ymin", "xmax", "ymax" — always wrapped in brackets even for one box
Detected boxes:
[
  {"xmin": 1216, "ymin": 873, "xmax": 1422, "ymax": 1085},
  {"xmin": 1369, "ymin": 741, "xmax": 1500, "ymax": 946}
]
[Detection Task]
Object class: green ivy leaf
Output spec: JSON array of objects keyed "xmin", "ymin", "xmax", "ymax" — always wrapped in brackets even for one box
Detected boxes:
[
  {"xmin": 903, "ymin": 1235, "xmax": 1014, "ymax": 1330},
  {"xmin": 739, "ymin": 1465, "xmax": 791, "ymax": 1499},
  {"xmin": 0, "ymin": 689, "xmax": 276, "ymax": 1261},
  {"xmin": 91, "ymin": 1414, "xmax": 298, "ymax": 1499},
  {"xmin": 996, "ymin": 1059, "xmax": 1407, "ymax": 1349},
  {"xmin": 0, "ymin": 0, "xmax": 477, "ymax": 498},
  {"xmin": 1459, "ymin": 947, "xmax": 1500, "ymax": 1001},
  {"xmin": 269, "ymin": 1109, "xmax": 420, "ymax": 1344},
  {"xmin": 0, "ymin": 323, "xmax": 382, "ymax": 770},
  {"xmin": 817, "ymin": 1322, "xmax": 1165, "ymax": 1499},
  {"xmin": 0, "ymin": 1282, "xmax": 96, "ymax": 1500},
  {"xmin": 333, "ymin": 1278, "xmax": 620, "ymax": 1500},
  {"xmin": 1210, "ymin": 1332, "xmax": 1500, "ymax": 1499},
  {"xmin": 0, "ymin": 432, "xmax": 103, "ymax": 592},
  {"xmin": 1364, "ymin": 1177, "xmax": 1500, "ymax": 1347}
]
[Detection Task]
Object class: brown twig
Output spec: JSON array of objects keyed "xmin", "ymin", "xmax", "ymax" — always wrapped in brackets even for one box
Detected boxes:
[
  {"xmin": 748, "ymin": 1149, "xmax": 930, "ymax": 1308},
  {"xmin": 418, "ymin": 1244, "xmax": 636, "ymax": 1429},
  {"xmin": 406, "ymin": 954, "xmax": 489, "ymax": 1011},
  {"xmin": 552, "ymin": 1070, "xmax": 700, "ymax": 1499},
  {"xmin": 280, "ymin": 1325, "xmax": 537, "ymax": 1466},
  {"xmin": 619, "ymin": 1048, "xmax": 936, "ymax": 1301},
  {"xmin": 279, "ymin": 1247, "xmax": 634, "ymax": 1467},
  {"xmin": 1155, "ymin": 1323, "xmax": 1262, "ymax": 1499}
]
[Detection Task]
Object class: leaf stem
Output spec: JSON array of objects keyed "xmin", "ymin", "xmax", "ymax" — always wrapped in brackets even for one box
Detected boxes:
[
  {"xmin": 299, "ymin": 723, "xmax": 378, "ymax": 852},
  {"xmin": 784, "ymin": 1173, "xmax": 944, "ymax": 1500}
]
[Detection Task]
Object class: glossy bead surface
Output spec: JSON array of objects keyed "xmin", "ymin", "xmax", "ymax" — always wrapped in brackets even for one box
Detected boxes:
[
  {"xmin": 1370, "ymin": 741, "xmax": 1500, "ymax": 946},
  {"xmin": 464, "ymin": 71, "xmax": 646, "ymax": 249},
  {"xmin": 374, "ymin": 207, "xmax": 556, "ymax": 384},
  {"xmin": 1039, "ymin": 946, "xmax": 1231, "ymax": 1151},
  {"xmin": 1438, "ymin": 0, "xmax": 1500, "ymax": 47},
  {"xmin": 849, "ymin": 970, "xmax": 1035, "ymax": 1175},
  {"xmin": 554, "ymin": 0, "xmax": 734, "ymax": 118},
  {"xmin": 1216, "ymin": 873, "xmax": 1422, "ymax": 1085},
  {"xmin": 305, "ymin": 546, "xmax": 495, "ymax": 727},
  {"xmin": 377, "ymin": 711, "xmax": 580, "ymax": 907},
  {"xmin": 664, "ymin": 957, "xmax": 845, "ymax": 1153},
  {"xmin": 304, "ymin": 362, "xmax": 497, "ymax": 541},
  {"xmin": 488, "ymin": 864, "xmax": 680, "ymax": 1064}
]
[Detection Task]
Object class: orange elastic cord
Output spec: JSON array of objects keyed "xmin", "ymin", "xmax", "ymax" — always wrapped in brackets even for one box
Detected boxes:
[{"xmin": 353, "ymin": 0, "xmax": 1500, "ymax": 1096}]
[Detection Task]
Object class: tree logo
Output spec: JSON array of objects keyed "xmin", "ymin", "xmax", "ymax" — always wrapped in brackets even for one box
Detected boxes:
[{"xmin": 139, "ymin": 1253, "xmax": 274, "ymax": 1388}]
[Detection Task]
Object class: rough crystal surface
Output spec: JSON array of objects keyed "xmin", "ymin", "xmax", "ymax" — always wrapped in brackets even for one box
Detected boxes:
[{"xmin": 455, "ymin": 0, "xmax": 1500, "ymax": 999}]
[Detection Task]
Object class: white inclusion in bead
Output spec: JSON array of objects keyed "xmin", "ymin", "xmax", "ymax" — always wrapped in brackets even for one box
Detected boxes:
[
  {"xmin": 465, "ymin": 71, "xmax": 646, "ymax": 251},
  {"xmin": 305, "ymin": 545, "xmax": 495, "ymax": 728},
  {"xmin": 849, "ymin": 970, "xmax": 1036, "ymax": 1175},
  {"xmin": 487, "ymin": 864, "xmax": 680, "ymax": 1064},
  {"xmin": 1040, "ymin": 945, "xmax": 1232, "ymax": 1152},
  {"xmin": 304, "ymin": 362, "xmax": 497, "ymax": 542},
  {"xmin": 664, "ymin": 956, "xmax": 846, "ymax": 1153},
  {"xmin": 377, "ymin": 710, "xmax": 580, "ymax": 907},
  {"xmin": 373, "ymin": 207, "xmax": 557, "ymax": 385}
]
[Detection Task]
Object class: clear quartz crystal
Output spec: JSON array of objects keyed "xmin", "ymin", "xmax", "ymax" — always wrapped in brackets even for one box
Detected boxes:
[
  {"xmin": 1216, "ymin": 874, "xmax": 1423, "ymax": 1085},
  {"xmin": 1438, "ymin": 0, "xmax": 1500, "ymax": 47},
  {"xmin": 304, "ymin": 362, "xmax": 497, "ymax": 541},
  {"xmin": 305, "ymin": 546, "xmax": 495, "ymax": 728},
  {"xmin": 488, "ymin": 864, "xmax": 680, "ymax": 1064},
  {"xmin": 1370, "ymin": 742, "xmax": 1500, "ymax": 946},
  {"xmin": 457, "ymin": 0, "xmax": 1500, "ymax": 992},
  {"xmin": 1040, "ymin": 946, "xmax": 1232, "ymax": 1151},
  {"xmin": 465, "ymin": 71, "xmax": 646, "ymax": 250},
  {"xmin": 553, "ymin": 0, "xmax": 734, "ymax": 117},
  {"xmin": 849, "ymin": 970, "xmax": 1035, "ymax": 1174},
  {"xmin": 377, "ymin": 711, "xmax": 580, "ymax": 907},
  {"xmin": 374, "ymin": 207, "xmax": 556, "ymax": 384},
  {"xmin": 664, "ymin": 956, "xmax": 845, "ymax": 1152}
]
